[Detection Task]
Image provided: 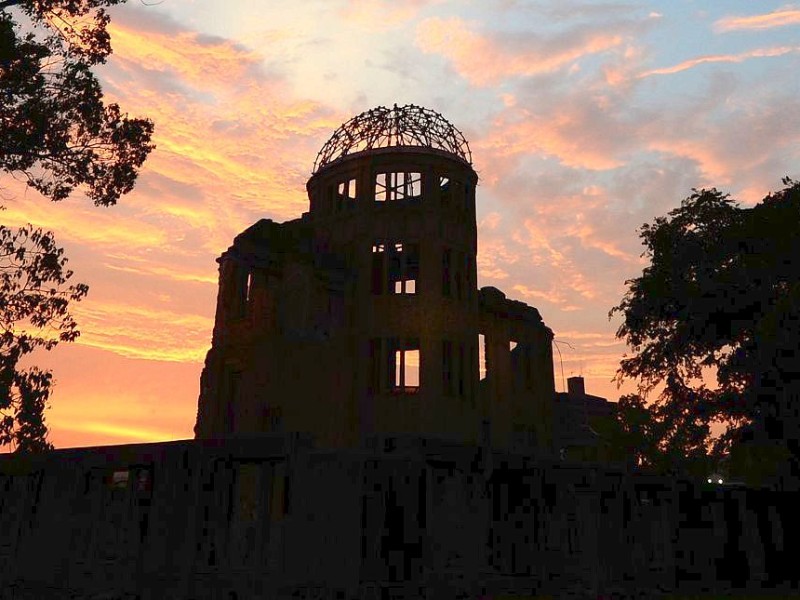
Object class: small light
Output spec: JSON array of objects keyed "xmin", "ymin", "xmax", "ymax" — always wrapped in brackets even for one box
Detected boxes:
[
  {"xmin": 707, "ymin": 478, "xmax": 712, "ymax": 483},
  {"xmin": 718, "ymin": 479, "xmax": 723, "ymax": 484}
]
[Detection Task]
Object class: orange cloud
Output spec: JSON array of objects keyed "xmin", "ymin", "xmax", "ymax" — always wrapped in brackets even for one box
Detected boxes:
[
  {"xmin": 476, "ymin": 213, "xmax": 518, "ymax": 281},
  {"xmin": 102, "ymin": 262, "xmax": 217, "ymax": 285},
  {"xmin": 477, "ymin": 240, "xmax": 517, "ymax": 282},
  {"xmin": 31, "ymin": 343, "xmax": 201, "ymax": 449},
  {"xmin": 474, "ymin": 111, "xmax": 624, "ymax": 172},
  {"xmin": 509, "ymin": 218, "xmax": 599, "ymax": 305},
  {"xmin": 512, "ymin": 283, "xmax": 571, "ymax": 307},
  {"xmin": 0, "ymin": 186, "xmax": 168, "ymax": 249},
  {"xmin": 54, "ymin": 421, "xmax": 183, "ymax": 445},
  {"xmin": 100, "ymin": 16, "xmax": 345, "ymax": 257},
  {"xmin": 108, "ymin": 21, "xmax": 263, "ymax": 92},
  {"xmin": 640, "ymin": 46, "xmax": 799, "ymax": 78},
  {"xmin": 714, "ymin": 8, "xmax": 800, "ymax": 32},
  {"xmin": 555, "ymin": 330, "xmax": 608, "ymax": 341},
  {"xmin": 646, "ymin": 138, "xmax": 733, "ymax": 185},
  {"xmin": 512, "ymin": 219, "xmax": 570, "ymax": 269},
  {"xmin": 72, "ymin": 300, "xmax": 213, "ymax": 362},
  {"xmin": 566, "ymin": 223, "xmax": 638, "ymax": 263},
  {"xmin": 415, "ymin": 17, "xmax": 624, "ymax": 86}
]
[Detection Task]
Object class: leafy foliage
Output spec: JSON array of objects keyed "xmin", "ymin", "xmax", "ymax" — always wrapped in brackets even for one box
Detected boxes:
[
  {"xmin": 1, "ymin": 0, "xmax": 154, "ymax": 205},
  {"xmin": 610, "ymin": 179, "xmax": 800, "ymax": 487},
  {"xmin": 595, "ymin": 393, "xmax": 712, "ymax": 477},
  {"xmin": 0, "ymin": 222, "xmax": 87, "ymax": 452},
  {"xmin": 0, "ymin": 1, "xmax": 152, "ymax": 450}
]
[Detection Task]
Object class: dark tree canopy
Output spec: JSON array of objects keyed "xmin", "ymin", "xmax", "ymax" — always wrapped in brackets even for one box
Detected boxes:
[
  {"xmin": 0, "ymin": 0, "xmax": 154, "ymax": 205},
  {"xmin": 611, "ymin": 179, "xmax": 800, "ymax": 487},
  {"xmin": 0, "ymin": 223, "xmax": 87, "ymax": 452},
  {"xmin": 1, "ymin": 1, "xmax": 153, "ymax": 451}
]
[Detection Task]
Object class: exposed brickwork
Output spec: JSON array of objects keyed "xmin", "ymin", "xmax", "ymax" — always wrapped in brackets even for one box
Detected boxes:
[{"xmin": 195, "ymin": 140, "xmax": 555, "ymax": 452}]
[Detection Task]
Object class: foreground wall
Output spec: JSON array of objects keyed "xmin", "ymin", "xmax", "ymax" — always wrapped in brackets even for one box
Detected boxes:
[{"xmin": 0, "ymin": 435, "xmax": 797, "ymax": 600}]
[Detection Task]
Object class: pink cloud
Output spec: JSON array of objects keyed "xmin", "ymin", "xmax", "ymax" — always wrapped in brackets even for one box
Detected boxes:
[
  {"xmin": 71, "ymin": 299, "xmax": 214, "ymax": 362},
  {"xmin": 566, "ymin": 223, "xmax": 639, "ymax": 264},
  {"xmin": 714, "ymin": 8, "xmax": 800, "ymax": 32},
  {"xmin": 102, "ymin": 13, "xmax": 345, "ymax": 238},
  {"xmin": 474, "ymin": 108, "xmax": 626, "ymax": 172},
  {"xmin": 0, "ymin": 182, "xmax": 168, "ymax": 249},
  {"xmin": 640, "ymin": 46, "xmax": 800, "ymax": 78},
  {"xmin": 415, "ymin": 17, "xmax": 625, "ymax": 86}
]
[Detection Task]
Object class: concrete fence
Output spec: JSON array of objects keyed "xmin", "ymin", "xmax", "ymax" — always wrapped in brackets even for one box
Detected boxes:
[{"xmin": 0, "ymin": 434, "xmax": 796, "ymax": 600}]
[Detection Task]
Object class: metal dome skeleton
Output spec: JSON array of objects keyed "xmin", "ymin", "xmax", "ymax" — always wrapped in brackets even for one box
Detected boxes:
[{"xmin": 313, "ymin": 104, "xmax": 472, "ymax": 173}]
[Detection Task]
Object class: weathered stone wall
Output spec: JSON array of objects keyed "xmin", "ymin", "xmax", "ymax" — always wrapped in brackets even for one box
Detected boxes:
[
  {"xmin": 478, "ymin": 287, "xmax": 555, "ymax": 453},
  {"xmin": 195, "ymin": 145, "xmax": 557, "ymax": 453},
  {"xmin": 1, "ymin": 436, "xmax": 796, "ymax": 600}
]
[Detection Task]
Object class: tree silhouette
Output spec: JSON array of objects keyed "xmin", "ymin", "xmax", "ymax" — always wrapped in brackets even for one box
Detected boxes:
[
  {"xmin": 0, "ymin": 223, "xmax": 87, "ymax": 452},
  {"xmin": 1, "ymin": 0, "xmax": 154, "ymax": 205},
  {"xmin": 611, "ymin": 179, "xmax": 800, "ymax": 487},
  {"xmin": 1, "ymin": 0, "xmax": 154, "ymax": 451}
]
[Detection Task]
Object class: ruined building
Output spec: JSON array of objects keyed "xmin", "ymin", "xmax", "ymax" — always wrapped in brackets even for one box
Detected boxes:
[
  {"xmin": 194, "ymin": 105, "xmax": 555, "ymax": 453},
  {"xmin": 1, "ymin": 106, "xmax": 796, "ymax": 600}
]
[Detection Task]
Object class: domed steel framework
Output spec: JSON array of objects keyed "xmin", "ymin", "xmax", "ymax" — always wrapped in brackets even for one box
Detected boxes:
[{"xmin": 313, "ymin": 104, "xmax": 472, "ymax": 173}]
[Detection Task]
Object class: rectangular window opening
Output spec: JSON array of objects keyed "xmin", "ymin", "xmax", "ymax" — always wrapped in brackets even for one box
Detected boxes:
[
  {"xmin": 479, "ymin": 334, "xmax": 487, "ymax": 381},
  {"xmin": 337, "ymin": 178, "xmax": 358, "ymax": 205},
  {"xmin": 440, "ymin": 175, "xmax": 452, "ymax": 205},
  {"xmin": 388, "ymin": 242, "xmax": 419, "ymax": 295},
  {"xmin": 234, "ymin": 266, "xmax": 251, "ymax": 317},
  {"xmin": 375, "ymin": 173, "xmax": 387, "ymax": 202},
  {"xmin": 390, "ymin": 340, "xmax": 420, "ymax": 393},
  {"xmin": 405, "ymin": 349, "xmax": 420, "ymax": 389},
  {"xmin": 245, "ymin": 271, "xmax": 253, "ymax": 303},
  {"xmin": 371, "ymin": 244, "xmax": 386, "ymax": 294},
  {"xmin": 375, "ymin": 172, "xmax": 422, "ymax": 202},
  {"xmin": 408, "ymin": 174, "xmax": 422, "ymax": 197}
]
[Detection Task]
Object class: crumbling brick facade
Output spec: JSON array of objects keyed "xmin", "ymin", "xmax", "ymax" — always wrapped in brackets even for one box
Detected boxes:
[{"xmin": 194, "ymin": 106, "xmax": 555, "ymax": 453}]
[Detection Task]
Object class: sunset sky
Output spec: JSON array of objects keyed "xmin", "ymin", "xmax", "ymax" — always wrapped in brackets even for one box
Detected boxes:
[{"xmin": 4, "ymin": 0, "xmax": 800, "ymax": 449}]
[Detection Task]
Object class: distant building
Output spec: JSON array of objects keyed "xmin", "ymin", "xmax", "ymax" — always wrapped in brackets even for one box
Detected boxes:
[
  {"xmin": 194, "ymin": 105, "xmax": 555, "ymax": 454},
  {"xmin": 554, "ymin": 375, "xmax": 617, "ymax": 461}
]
